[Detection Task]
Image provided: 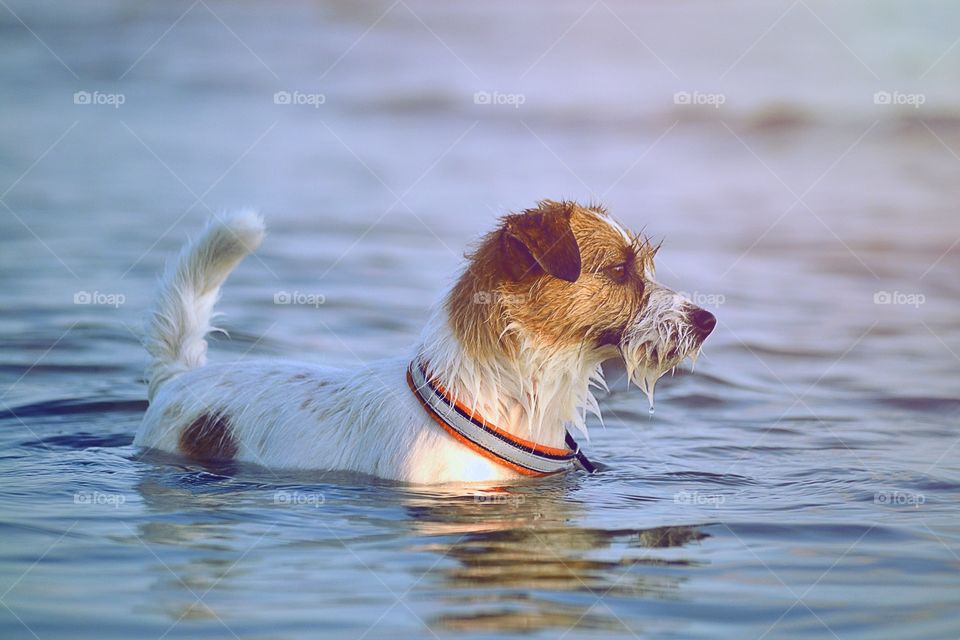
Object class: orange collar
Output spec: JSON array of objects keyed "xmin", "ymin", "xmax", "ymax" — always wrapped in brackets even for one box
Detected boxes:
[{"xmin": 406, "ymin": 360, "xmax": 595, "ymax": 476}]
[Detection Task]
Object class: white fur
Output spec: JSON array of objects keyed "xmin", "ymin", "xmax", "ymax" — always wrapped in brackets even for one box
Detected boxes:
[
  {"xmin": 143, "ymin": 210, "xmax": 264, "ymax": 400},
  {"xmin": 136, "ymin": 213, "xmax": 706, "ymax": 483},
  {"xmin": 139, "ymin": 355, "xmax": 516, "ymax": 484},
  {"xmin": 601, "ymin": 212, "xmax": 633, "ymax": 244},
  {"xmin": 413, "ymin": 304, "xmax": 608, "ymax": 449},
  {"xmin": 622, "ymin": 282, "xmax": 702, "ymax": 408}
]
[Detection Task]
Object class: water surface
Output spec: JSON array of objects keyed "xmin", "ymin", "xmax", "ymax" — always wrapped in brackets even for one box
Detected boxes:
[{"xmin": 1, "ymin": 1, "xmax": 959, "ymax": 638}]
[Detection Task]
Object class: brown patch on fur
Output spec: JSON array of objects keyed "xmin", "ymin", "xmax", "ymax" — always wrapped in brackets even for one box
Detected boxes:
[
  {"xmin": 501, "ymin": 203, "xmax": 581, "ymax": 282},
  {"xmin": 448, "ymin": 200, "xmax": 658, "ymax": 359},
  {"xmin": 179, "ymin": 413, "xmax": 237, "ymax": 461}
]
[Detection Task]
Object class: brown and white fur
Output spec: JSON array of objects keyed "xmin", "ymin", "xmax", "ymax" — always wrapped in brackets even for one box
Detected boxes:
[{"xmin": 135, "ymin": 201, "xmax": 716, "ymax": 483}]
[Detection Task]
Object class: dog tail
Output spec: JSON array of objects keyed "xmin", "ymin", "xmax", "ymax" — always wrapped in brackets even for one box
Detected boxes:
[{"xmin": 144, "ymin": 211, "xmax": 265, "ymax": 401}]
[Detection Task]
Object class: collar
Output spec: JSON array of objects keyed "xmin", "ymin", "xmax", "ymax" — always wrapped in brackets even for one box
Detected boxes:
[{"xmin": 407, "ymin": 359, "xmax": 596, "ymax": 477}]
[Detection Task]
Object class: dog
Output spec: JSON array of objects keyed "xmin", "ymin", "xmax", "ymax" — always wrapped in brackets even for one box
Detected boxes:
[{"xmin": 135, "ymin": 201, "xmax": 715, "ymax": 483}]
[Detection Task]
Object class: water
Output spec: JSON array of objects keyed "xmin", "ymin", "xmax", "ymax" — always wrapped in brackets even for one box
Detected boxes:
[{"xmin": 2, "ymin": 1, "xmax": 959, "ymax": 638}]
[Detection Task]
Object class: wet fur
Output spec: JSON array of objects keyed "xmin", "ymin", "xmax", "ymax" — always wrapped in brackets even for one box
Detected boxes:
[{"xmin": 136, "ymin": 202, "xmax": 713, "ymax": 483}]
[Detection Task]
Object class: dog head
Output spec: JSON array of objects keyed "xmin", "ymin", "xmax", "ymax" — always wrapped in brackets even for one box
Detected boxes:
[{"xmin": 448, "ymin": 200, "xmax": 715, "ymax": 408}]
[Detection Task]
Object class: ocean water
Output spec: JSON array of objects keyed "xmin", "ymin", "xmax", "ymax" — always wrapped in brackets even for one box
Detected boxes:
[{"xmin": 1, "ymin": 1, "xmax": 959, "ymax": 638}]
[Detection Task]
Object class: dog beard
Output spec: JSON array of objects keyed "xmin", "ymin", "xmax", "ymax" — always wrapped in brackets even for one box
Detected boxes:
[{"xmin": 619, "ymin": 311, "xmax": 703, "ymax": 409}]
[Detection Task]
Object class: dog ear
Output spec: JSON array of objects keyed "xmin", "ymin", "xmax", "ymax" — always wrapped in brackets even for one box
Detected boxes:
[{"xmin": 500, "ymin": 202, "xmax": 582, "ymax": 282}]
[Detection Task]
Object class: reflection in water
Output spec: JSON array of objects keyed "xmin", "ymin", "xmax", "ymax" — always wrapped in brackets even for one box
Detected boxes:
[
  {"xmin": 124, "ymin": 471, "xmax": 258, "ymax": 625},
  {"xmin": 127, "ymin": 461, "xmax": 707, "ymax": 636},
  {"xmin": 402, "ymin": 485, "xmax": 707, "ymax": 634}
]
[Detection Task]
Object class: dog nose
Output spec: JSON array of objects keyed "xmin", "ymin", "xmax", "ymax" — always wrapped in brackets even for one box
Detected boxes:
[{"xmin": 690, "ymin": 308, "xmax": 716, "ymax": 336}]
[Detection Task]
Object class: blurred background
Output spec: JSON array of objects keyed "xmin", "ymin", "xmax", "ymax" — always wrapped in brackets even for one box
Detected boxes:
[{"xmin": 1, "ymin": 1, "xmax": 958, "ymax": 639}]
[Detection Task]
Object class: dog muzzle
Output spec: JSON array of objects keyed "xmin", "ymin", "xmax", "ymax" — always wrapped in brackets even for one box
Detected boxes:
[{"xmin": 407, "ymin": 360, "xmax": 596, "ymax": 477}]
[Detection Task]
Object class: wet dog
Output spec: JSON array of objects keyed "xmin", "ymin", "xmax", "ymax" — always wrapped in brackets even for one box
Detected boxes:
[{"xmin": 136, "ymin": 201, "xmax": 715, "ymax": 483}]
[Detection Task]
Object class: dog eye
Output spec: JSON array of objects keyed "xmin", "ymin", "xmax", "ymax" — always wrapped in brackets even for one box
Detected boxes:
[{"xmin": 605, "ymin": 262, "xmax": 629, "ymax": 283}]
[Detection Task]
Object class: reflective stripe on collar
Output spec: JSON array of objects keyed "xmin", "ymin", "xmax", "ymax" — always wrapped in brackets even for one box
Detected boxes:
[{"xmin": 407, "ymin": 360, "xmax": 595, "ymax": 476}]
